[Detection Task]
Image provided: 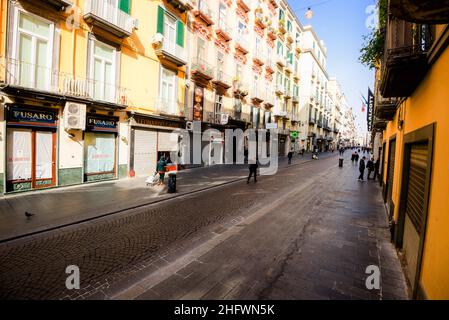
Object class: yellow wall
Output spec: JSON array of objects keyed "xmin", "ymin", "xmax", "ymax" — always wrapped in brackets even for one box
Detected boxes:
[{"xmin": 382, "ymin": 38, "xmax": 449, "ymax": 299}]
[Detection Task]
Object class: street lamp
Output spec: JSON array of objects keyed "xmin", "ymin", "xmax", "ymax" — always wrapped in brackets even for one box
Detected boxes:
[{"xmin": 305, "ymin": 7, "xmax": 313, "ymax": 19}]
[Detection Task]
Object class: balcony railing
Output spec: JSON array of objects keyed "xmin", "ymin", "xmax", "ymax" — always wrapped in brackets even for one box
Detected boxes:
[
  {"xmin": 380, "ymin": 16, "xmax": 433, "ymax": 98},
  {"xmin": 84, "ymin": 0, "xmax": 135, "ymax": 38},
  {"xmin": 235, "ymin": 32, "xmax": 249, "ymax": 54},
  {"xmin": 251, "ymin": 85, "xmax": 265, "ymax": 102},
  {"xmin": 154, "ymin": 38, "xmax": 187, "ymax": 66},
  {"xmin": 213, "ymin": 69, "xmax": 233, "ymax": 89},
  {"xmin": 375, "ymin": 93, "xmax": 399, "ymax": 121},
  {"xmin": 154, "ymin": 97, "xmax": 184, "ymax": 117},
  {"xmin": 253, "ymin": 48, "xmax": 265, "ymax": 65},
  {"xmin": 191, "ymin": 57, "xmax": 215, "ymax": 81},
  {"xmin": 194, "ymin": 0, "xmax": 214, "ymax": 26},
  {"xmin": 45, "ymin": 0, "xmax": 73, "ymax": 10},
  {"xmin": 216, "ymin": 18, "xmax": 233, "ymax": 41},
  {"xmin": 275, "ymin": 83, "xmax": 285, "ymax": 95},
  {"xmin": 233, "ymin": 77, "xmax": 250, "ymax": 96},
  {"xmin": 167, "ymin": 0, "xmax": 194, "ymax": 13},
  {"xmin": 308, "ymin": 115, "xmax": 316, "ymax": 125},
  {"xmin": 276, "ymin": 53, "xmax": 286, "ymax": 67},
  {"xmin": 0, "ymin": 57, "xmax": 129, "ymax": 105}
]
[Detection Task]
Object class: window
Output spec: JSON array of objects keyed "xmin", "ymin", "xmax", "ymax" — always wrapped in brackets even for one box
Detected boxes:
[
  {"xmin": 14, "ymin": 11, "xmax": 53, "ymax": 91},
  {"xmin": 287, "ymin": 20, "xmax": 292, "ymax": 33},
  {"xmin": 91, "ymin": 41, "xmax": 116, "ymax": 102},
  {"xmin": 160, "ymin": 67, "xmax": 177, "ymax": 114},
  {"xmin": 215, "ymin": 94, "xmax": 223, "ymax": 115},
  {"xmin": 218, "ymin": 2, "xmax": 227, "ymax": 30},
  {"xmin": 157, "ymin": 6, "xmax": 185, "ymax": 51},
  {"xmin": 253, "ymin": 75, "xmax": 259, "ymax": 96},
  {"xmin": 217, "ymin": 51, "xmax": 225, "ymax": 79},
  {"xmin": 279, "ymin": 9, "xmax": 285, "ymax": 21},
  {"xmin": 237, "ymin": 21, "xmax": 246, "ymax": 42},
  {"xmin": 277, "ymin": 41, "xmax": 283, "ymax": 55},
  {"xmin": 197, "ymin": 37, "xmax": 206, "ymax": 60}
]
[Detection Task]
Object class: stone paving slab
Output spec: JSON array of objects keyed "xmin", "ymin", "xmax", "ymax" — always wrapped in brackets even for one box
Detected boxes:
[
  {"xmin": 128, "ymin": 153, "xmax": 409, "ymax": 300},
  {"xmin": 0, "ymin": 153, "xmax": 331, "ymax": 242}
]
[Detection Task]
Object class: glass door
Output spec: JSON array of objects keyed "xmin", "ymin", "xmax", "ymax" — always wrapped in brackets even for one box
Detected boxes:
[{"xmin": 34, "ymin": 131, "xmax": 55, "ymax": 189}]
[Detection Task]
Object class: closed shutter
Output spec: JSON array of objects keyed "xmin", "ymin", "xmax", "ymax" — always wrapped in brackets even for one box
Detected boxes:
[
  {"xmin": 133, "ymin": 129, "xmax": 157, "ymax": 176},
  {"xmin": 176, "ymin": 21, "xmax": 185, "ymax": 47},
  {"xmin": 119, "ymin": 0, "xmax": 131, "ymax": 14},
  {"xmin": 157, "ymin": 6, "xmax": 165, "ymax": 34},
  {"xmin": 158, "ymin": 132, "xmax": 179, "ymax": 152},
  {"xmin": 405, "ymin": 144, "xmax": 428, "ymax": 234},
  {"xmin": 387, "ymin": 139, "xmax": 396, "ymax": 205}
]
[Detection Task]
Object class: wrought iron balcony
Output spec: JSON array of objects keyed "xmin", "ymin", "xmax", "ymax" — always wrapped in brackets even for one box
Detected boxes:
[
  {"xmin": 375, "ymin": 95, "xmax": 399, "ymax": 121},
  {"xmin": 275, "ymin": 83, "xmax": 285, "ymax": 95},
  {"xmin": 276, "ymin": 53, "xmax": 286, "ymax": 67},
  {"xmin": 233, "ymin": 77, "xmax": 249, "ymax": 97},
  {"xmin": 253, "ymin": 49, "xmax": 265, "ymax": 65},
  {"xmin": 380, "ymin": 17, "xmax": 433, "ymax": 98},
  {"xmin": 44, "ymin": 0, "xmax": 73, "ymax": 10},
  {"xmin": 0, "ymin": 56, "xmax": 129, "ymax": 106},
  {"xmin": 251, "ymin": 85, "xmax": 265, "ymax": 103},
  {"xmin": 166, "ymin": 0, "xmax": 194, "ymax": 13},
  {"xmin": 193, "ymin": 0, "xmax": 214, "ymax": 26},
  {"xmin": 191, "ymin": 57, "xmax": 215, "ymax": 81},
  {"xmin": 213, "ymin": 70, "xmax": 233, "ymax": 89},
  {"xmin": 84, "ymin": 0, "xmax": 135, "ymax": 38},
  {"xmin": 216, "ymin": 19, "xmax": 233, "ymax": 42},
  {"xmin": 154, "ymin": 97, "xmax": 184, "ymax": 117},
  {"xmin": 389, "ymin": 0, "xmax": 449, "ymax": 24},
  {"xmin": 235, "ymin": 33, "xmax": 249, "ymax": 55},
  {"xmin": 308, "ymin": 115, "xmax": 316, "ymax": 125},
  {"xmin": 154, "ymin": 38, "xmax": 187, "ymax": 66},
  {"xmin": 273, "ymin": 109, "xmax": 288, "ymax": 118}
]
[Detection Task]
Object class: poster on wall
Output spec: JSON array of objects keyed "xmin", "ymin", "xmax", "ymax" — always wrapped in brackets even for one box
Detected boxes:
[{"xmin": 193, "ymin": 86, "xmax": 204, "ymax": 122}]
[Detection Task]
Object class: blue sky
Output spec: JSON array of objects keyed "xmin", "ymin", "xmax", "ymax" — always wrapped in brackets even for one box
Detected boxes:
[{"xmin": 288, "ymin": 0, "xmax": 375, "ymax": 134}]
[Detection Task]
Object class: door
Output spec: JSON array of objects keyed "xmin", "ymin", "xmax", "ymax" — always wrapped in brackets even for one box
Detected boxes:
[
  {"xmin": 34, "ymin": 131, "xmax": 55, "ymax": 189},
  {"xmin": 133, "ymin": 129, "xmax": 157, "ymax": 176},
  {"xmin": 386, "ymin": 139, "xmax": 396, "ymax": 218},
  {"xmin": 6, "ymin": 128, "xmax": 55, "ymax": 192},
  {"xmin": 402, "ymin": 143, "xmax": 429, "ymax": 291},
  {"xmin": 84, "ymin": 132, "xmax": 116, "ymax": 181}
]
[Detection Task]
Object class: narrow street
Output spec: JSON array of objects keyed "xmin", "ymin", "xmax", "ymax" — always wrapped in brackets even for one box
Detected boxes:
[{"xmin": 0, "ymin": 153, "xmax": 408, "ymax": 300}]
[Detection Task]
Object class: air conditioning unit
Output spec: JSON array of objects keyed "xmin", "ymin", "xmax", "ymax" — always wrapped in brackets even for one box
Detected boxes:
[
  {"xmin": 64, "ymin": 102, "xmax": 86, "ymax": 130},
  {"xmin": 220, "ymin": 113, "xmax": 229, "ymax": 125},
  {"xmin": 151, "ymin": 33, "xmax": 164, "ymax": 47}
]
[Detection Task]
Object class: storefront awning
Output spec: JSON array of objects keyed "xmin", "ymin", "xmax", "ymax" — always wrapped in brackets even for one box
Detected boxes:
[{"xmin": 390, "ymin": 0, "xmax": 449, "ymax": 24}]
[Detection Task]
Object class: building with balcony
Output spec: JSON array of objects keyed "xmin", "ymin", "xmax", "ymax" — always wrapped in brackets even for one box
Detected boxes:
[{"xmin": 370, "ymin": 0, "xmax": 449, "ymax": 299}]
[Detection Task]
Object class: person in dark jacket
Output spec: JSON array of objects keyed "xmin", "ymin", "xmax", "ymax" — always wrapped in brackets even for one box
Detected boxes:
[
  {"xmin": 366, "ymin": 158, "xmax": 375, "ymax": 180},
  {"xmin": 157, "ymin": 156, "xmax": 167, "ymax": 185},
  {"xmin": 373, "ymin": 158, "xmax": 380, "ymax": 181},
  {"xmin": 358, "ymin": 156, "xmax": 366, "ymax": 181},
  {"xmin": 287, "ymin": 150, "xmax": 293, "ymax": 165},
  {"xmin": 247, "ymin": 161, "xmax": 259, "ymax": 184}
]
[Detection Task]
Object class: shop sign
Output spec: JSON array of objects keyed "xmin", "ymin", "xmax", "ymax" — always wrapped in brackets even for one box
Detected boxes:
[
  {"xmin": 86, "ymin": 115, "xmax": 118, "ymax": 132},
  {"xmin": 134, "ymin": 116, "xmax": 183, "ymax": 129},
  {"xmin": 7, "ymin": 106, "xmax": 57, "ymax": 128}
]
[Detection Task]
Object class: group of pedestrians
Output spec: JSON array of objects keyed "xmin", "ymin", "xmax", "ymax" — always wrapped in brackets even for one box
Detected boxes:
[{"xmin": 351, "ymin": 148, "xmax": 380, "ymax": 182}]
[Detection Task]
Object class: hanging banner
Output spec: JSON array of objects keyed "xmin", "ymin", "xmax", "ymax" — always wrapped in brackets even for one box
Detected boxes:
[
  {"xmin": 193, "ymin": 86, "xmax": 204, "ymax": 122},
  {"xmin": 367, "ymin": 88, "xmax": 375, "ymax": 132}
]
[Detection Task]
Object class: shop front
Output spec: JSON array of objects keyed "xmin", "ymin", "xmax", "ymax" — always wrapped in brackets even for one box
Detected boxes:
[
  {"xmin": 83, "ymin": 114, "xmax": 119, "ymax": 182},
  {"xmin": 129, "ymin": 114, "xmax": 184, "ymax": 177},
  {"xmin": 5, "ymin": 105, "xmax": 58, "ymax": 192}
]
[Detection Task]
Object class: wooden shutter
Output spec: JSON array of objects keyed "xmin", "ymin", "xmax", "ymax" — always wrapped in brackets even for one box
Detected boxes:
[
  {"xmin": 405, "ymin": 144, "xmax": 429, "ymax": 234},
  {"xmin": 119, "ymin": 0, "xmax": 131, "ymax": 14},
  {"xmin": 176, "ymin": 21, "xmax": 185, "ymax": 47},
  {"xmin": 157, "ymin": 6, "xmax": 165, "ymax": 34}
]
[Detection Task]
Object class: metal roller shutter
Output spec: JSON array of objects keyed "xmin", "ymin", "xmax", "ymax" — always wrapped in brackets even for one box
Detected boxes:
[
  {"xmin": 133, "ymin": 129, "xmax": 157, "ymax": 176},
  {"xmin": 406, "ymin": 144, "xmax": 428, "ymax": 234},
  {"xmin": 158, "ymin": 132, "xmax": 179, "ymax": 152}
]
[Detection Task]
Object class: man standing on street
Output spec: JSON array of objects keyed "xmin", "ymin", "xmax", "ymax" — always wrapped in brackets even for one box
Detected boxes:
[
  {"xmin": 247, "ymin": 161, "xmax": 259, "ymax": 184},
  {"xmin": 373, "ymin": 158, "xmax": 380, "ymax": 181},
  {"xmin": 287, "ymin": 150, "xmax": 293, "ymax": 165},
  {"xmin": 358, "ymin": 156, "xmax": 366, "ymax": 182},
  {"xmin": 366, "ymin": 158, "xmax": 375, "ymax": 180}
]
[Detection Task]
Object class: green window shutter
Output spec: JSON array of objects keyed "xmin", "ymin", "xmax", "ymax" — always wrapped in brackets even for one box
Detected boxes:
[
  {"xmin": 119, "ymin": 0, "xmax": 131, "ymax": 14},
  {"xmin": 157, "ymin": 6, "xmax": 165, "ymax": 34},
  {"xmin": 176, "ymin": 21, "xmax": 185, "ymax": 47}
]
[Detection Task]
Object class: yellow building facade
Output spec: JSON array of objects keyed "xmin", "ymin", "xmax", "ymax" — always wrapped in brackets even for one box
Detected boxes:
[{"xmin": 374, "ymin": 10, "xmax": 449, "ymax": 298}]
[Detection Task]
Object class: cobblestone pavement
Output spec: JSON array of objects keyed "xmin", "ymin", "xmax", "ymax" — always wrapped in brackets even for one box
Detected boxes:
[
  {"xmin": 0, "ymin": 153, "xmax": 322, "ymax": 242},
  {"xmin": 0, "ymin": 153, "xmax": 409, "ymax": 300}
]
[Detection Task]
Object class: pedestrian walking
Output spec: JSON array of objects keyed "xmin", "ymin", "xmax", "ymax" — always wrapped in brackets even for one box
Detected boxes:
[
  {"xmin": 358, "ymin": 156, "xmax": 366, "ymax": 182},
  {"xmin": 157, "ymin": 155, "xmax": 167, "ymax": 185},
  {"xmin": 355, "ymin": 151, "xmax": 360, "ymax": 163},
  {"xmin": 247, "ymin": 161, "xmax": 259, "ymax": 184},
  {"xmin": 287, "ymin": 150, "xmax": 293, "ymax": 165},
  {"xmin": 301, "ymin": 148, "xmax": 305, "ymax": 156},
  {"xmin": 373, "ymin": 158, "xmax": 380, "ymax": 181},
  {"xmin": 367, "ymin": 158, "xmax": 375, "ymax": 180}
]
